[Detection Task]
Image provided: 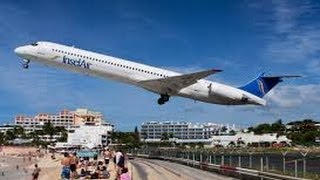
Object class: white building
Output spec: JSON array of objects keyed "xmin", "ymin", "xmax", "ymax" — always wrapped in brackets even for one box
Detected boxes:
[
  {"xmin": 143, "ymin": 131, "xmax": 291, "ymax": 148},
  {"xmin": 210, "ymin": 132, "xmax": 291, "ymax": 147},
  {"xmin": 67, "ymin": 124, "xmax": 113, "ymax": 148},
  {"xmin": 141, "ymin": 121, "xmax": 236, "ymax": 140}
]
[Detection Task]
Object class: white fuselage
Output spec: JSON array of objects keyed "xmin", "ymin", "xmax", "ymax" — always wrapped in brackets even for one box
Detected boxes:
[{"xmin": 14, "ymin": 41, "xmax": 266, "ymax": 106}]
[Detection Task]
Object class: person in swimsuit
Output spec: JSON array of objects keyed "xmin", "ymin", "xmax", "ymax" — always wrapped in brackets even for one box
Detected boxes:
[{"xmin": 61, "ymin": 152, "xmax": 71, "ymax": 179}]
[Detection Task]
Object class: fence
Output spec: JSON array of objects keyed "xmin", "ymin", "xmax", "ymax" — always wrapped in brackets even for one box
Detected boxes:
[{"xmin": 132, "ymin": 148, "xmax": 320, "ymax": 180}]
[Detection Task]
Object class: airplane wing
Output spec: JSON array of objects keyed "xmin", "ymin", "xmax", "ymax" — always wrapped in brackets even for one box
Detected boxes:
[{"xmin": 139, "ymin": 69, "xmax": 222, "ymax": 95}]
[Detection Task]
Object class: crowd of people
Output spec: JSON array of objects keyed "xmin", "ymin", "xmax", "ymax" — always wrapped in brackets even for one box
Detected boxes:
[{"xmin": 59, "ymin": 148, "xmax": 131, "ymax": 180}]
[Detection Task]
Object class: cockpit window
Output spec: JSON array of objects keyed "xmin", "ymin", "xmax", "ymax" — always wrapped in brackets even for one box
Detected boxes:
[{"xmin": 31, "ymin": 42, "xmax": 38, "ymax": 46}]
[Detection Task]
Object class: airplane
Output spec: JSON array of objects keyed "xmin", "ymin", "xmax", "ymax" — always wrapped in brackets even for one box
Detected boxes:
[{"xmin": 14, "ymin": 41, "xmax": 299, "ymax": 106}]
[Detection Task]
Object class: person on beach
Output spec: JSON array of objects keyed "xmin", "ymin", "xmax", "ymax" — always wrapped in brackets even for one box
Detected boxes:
[
  {"xmin": 79, "ymin": 169, "xmax": 86, "ymax": 180},
  {"xmin": 61, "ymin": 152, "xmax": 71, "ymax": 179},
  {"xmin": 115, "ymin": 150, "xmax": 125, "ymax": 179},
  {"xmin": 32, "ymin": 164, "xmax": 41, "ymax": 180},
  {"xmin": 99, "ymin": 166, "xmax": 110, "ymax": 179},
  {"xmin": 51, "ymin": 152, "xmax": 56, "ymax": 160},
  {"xmin": 115, "ymin": 150, "xmax": 124, "ymax": 167},
  {"xmin": 112, "ymin": 150, "xmax": 117, "ymax": 168},
  {"xmin": 103, "ymin": 148, "xmax": 112, "ymax": 166},
  {"xmin": 69, "ymin": 152, "xmax": 78, "ymax": 173},
  {"xmin": 120, "ymin": 167, "xmax": 131, "ymax": 180},
  {"xmin": 70, "ymin": 169, "xmax": 79, "ymax": 180},
  {"xmin": 93, "ymin": 153, "xmax": 98, "ymax": 166},
  {"xmin": 90, "ymin": 168, "xmax": 100, "ymax": 179}
]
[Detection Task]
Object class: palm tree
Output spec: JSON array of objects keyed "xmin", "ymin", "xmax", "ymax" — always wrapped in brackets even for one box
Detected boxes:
[
  {"xmin": 14, "ymin": 126, "xmax": 26, "ymax": 138},
  {"xmin": 169, "ymin": 133, "xmax": 174, "ymax": 139},
  {"xmin": 134, "ymin": 126, "xmax": 140, "ymax": 140},
  {"xmin": 0, "ymin": 132, "xmax": 6, "ymax": 144},
  {"xmin": 141, "ymin": 132, "xmax": 147, "ymax": 141},
  {"xmin": 28, "ymin": 131, "xmax": 41, "ymax": 145},
  {"xmin": 5, "ymin": 129, "xmax": 16, "ymax": 141},
  {"xmin": 161, "ymin": 132, "xmax": 169, "ymax": 141},
  {"xmin": 57, "ymin": 127, "xmax": 68, "ymax": 142},
  {"xmin": 43, "ymin": 121, "xmax": 55, "ymax": 143}
]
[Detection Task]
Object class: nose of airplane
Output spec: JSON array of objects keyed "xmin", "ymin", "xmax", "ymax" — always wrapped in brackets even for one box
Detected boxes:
[{"xmin": 14, "ymin": 46, "xmax": 24, "ymax": 55}]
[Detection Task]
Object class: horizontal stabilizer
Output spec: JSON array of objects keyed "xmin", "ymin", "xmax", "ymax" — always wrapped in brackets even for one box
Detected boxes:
[{"xmin": 239, "ymin": 73, "xmax": 301, "ymax": 98}]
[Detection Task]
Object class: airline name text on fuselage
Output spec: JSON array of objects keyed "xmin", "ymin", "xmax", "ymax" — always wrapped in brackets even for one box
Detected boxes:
[{"xmin": 62, "ymin": 56, "xmax": 91, "ymax": 69}]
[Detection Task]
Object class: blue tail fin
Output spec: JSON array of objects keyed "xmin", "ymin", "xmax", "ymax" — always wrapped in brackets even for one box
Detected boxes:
[{"xmin": 239, "ymin": 73, "xmax": 300, "ymax": 98}]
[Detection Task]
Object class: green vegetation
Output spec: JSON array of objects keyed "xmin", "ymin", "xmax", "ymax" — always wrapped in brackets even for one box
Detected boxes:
[
  {"xmin": 2, "ymin": 119, "xmax": 319, "ymax": 149},
  {"xmin": 110, "ymin": 126, "xmax": 141, "ymax": 149},
  {"xmin": 248, "ymin": 119, "xmax": 320, "ymax": 146},
  {"xmin": 161, "ymin": 132, "xmax": 169, "ymax": 141},
  {"xmin": 132, "ymin": 119, "xmax": 320, "ymax": 149},
  {"xmin": 248, "ymin": 119, "xmax": 286, "ymax": 135},
  {"xmin": 111, "ymin": 119, "xmax": 320, "ymax": 149}
]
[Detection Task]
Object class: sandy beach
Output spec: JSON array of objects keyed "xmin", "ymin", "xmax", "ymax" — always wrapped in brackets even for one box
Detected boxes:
[
  {"xmin": 0, "ymin": 146, "xmax": 39, "ymax": 180},
  {"xmin": 0, "ymin": 146, "xmax": 132, "ymax": 180},
  {"xmin": 0, "ymin": 146, "xmax": 62, "ymax": 180}
]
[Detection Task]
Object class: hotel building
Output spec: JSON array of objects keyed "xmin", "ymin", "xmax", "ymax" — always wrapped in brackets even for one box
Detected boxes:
[
  {"xmin": 0, "ymin": 108, "xmax": 114, "ymax": 145},
  {"xmin": 141, "ymin": 121, "xmax": 236, "ymax": 140},
  {"xmin": 14, "ymin": 108, "xmax": 104, "ymax": 132}
]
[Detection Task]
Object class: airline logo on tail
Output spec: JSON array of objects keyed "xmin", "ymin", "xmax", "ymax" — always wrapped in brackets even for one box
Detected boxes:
[{"xmin": 257, "ymin": 79, "xmax": 266, "ymax": 95}]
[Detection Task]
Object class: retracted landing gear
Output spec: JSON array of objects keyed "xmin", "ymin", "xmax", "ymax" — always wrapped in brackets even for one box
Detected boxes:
[
  {"xmin": 22, "ymin": 59, "xmax": 30, "ymax": 69},
  {"xmin": 157, "ymin": 94, "xmax": 170, "ymax": 105}
]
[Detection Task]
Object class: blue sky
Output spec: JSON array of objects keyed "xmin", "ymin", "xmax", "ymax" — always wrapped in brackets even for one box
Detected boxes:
[{"xmin": 0, "ymin": 0, "xmax": 319, "ymax": 130}]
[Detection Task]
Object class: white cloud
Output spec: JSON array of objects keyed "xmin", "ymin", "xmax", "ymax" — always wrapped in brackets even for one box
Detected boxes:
[
  {"xmin": 245, "ymin": 1, "xmax": 320, "ymax": 116},
  {"xmin": 266, "ymin": 84, "xmax": 320, "ymax": 108},
  {"xmin": 247, "ymin": 0, "xmax": 320, "ymax": 75},
  {"xmin": 266, "ymin": 29, "xmax": 320, "ymax": 63},
  {"xmin": 271, "ymin": 1, "xmax": 302, "ymax": 34}
]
